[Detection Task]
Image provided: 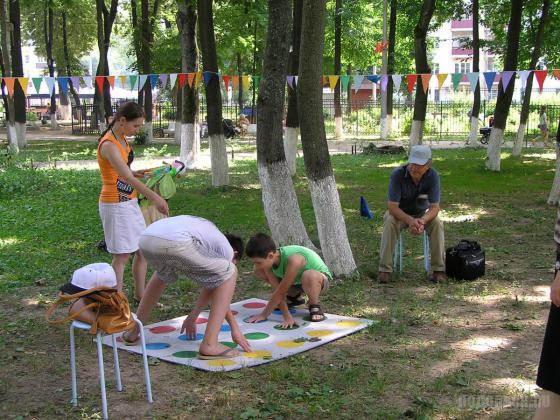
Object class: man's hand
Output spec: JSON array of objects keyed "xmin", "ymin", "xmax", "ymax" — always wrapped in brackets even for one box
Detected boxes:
[
  {"xmin": 180, "ymin": 317, "xmax": 197, "ymax": 340},
  {"xmin": 246, "ymin": 313, "xmax": 267, "ymax": 323},
  {"xmin": 408, "ymin": 218, "xmax": 424, "ymax": 235},
  {"xmin": 231, "ymin": 329, "xmax": 252, "ymax": 352},
  {"xmin": 278, "ymin": 315, "xmax": 297, "ymax": 329},
  {"xmin": 551, "ymin": 271, "xmax": 560, "ymax": 307}
]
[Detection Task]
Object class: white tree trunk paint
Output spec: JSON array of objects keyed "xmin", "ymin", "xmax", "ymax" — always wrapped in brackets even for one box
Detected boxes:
[
  {"xmin": 334, "ymin": 116, "xmax": 344, "ymax": 139},
  {"xmin": 308, "ymin": 175, "xmax": 357, "ymax": 276},
  {"xmin": 144, "ymin": 122, "xmax": 153, "ymax": 144},
  {"xmin": 380, "ymin": 116, "xmax": 388, "ymax": 140},
  {"xmin": 466, "ymin": 116, "xmax": 478, "ymax": 147},
  {"xmin": 548, "ymin": 144, "xmax": 560, "ymax": 204},
  {"xmin": 387, "ymin": 113, "xmax": 393, "ymax": 136},
  {"xmin": 513, "ymin": 123, "xmax": 526, "ymax": 156},
  {"xmin": 59, "ymin": 103, "xmax": 71, "ymax": 121},
  {"xmin": 283, "ymin": 127, "xmax": 299, "ymax": 177},
  {"xmin": 409, "ymin": 120, "xmax": 424, "ymax": 146},
  {"xmin": 99, "ymin": 121, "xmax": 106, "ymax": 132},
  {"xmin": 15, "ymin": 122, "xmax": 26, "ymax": 149},
  {"xmin": 209, "ymin": 133, "xmax": 229, "ymax": 186},
  {"xmin": 258, "ymin": 161, "xmax": 315, "ymax": 248},
  {"xmin": 7, "ymin": 123, "xmax": 18, "ymax": 153},
  {"xmin": 180, "ymin": 122, "xmax": 200, "ymax": 168},
  {"xmin": 50, "ymin": 113, "xmax": 58, "ymax": 129},
  {"xmin": 486, "ymin": 127, "xmax": 504, "ymax": 171},
  {"xmin": 174, "ymin": 120, "xmax": 180, "ymax": 144}
]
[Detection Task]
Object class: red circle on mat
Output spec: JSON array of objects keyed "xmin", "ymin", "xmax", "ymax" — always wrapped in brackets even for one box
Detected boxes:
[
  {"xmin": 150, "ymin": 325, "xmax": 176, "ymax": 334},
  {"xmin": 196, "ymin": 317, "xmax": 208, "ymax": 324},
  {"xmin": 243, "ymin": 302, "xmax": 266, "ymax": 309}
]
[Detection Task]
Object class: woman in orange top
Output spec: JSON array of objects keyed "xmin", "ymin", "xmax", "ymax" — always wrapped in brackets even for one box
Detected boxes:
[{"xmin": 97, "ymin": 101, "xmax": 168, "ymax": 301}]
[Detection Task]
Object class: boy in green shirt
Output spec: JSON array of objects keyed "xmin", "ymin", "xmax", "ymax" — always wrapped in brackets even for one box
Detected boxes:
[{"xmin": 245, "ymin": 233, "xmax": 332, "ymax": 327}]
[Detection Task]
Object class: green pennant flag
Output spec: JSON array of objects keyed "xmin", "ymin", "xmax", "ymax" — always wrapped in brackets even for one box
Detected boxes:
[
  {"xmin": 252, "ymin": 75, "xmax": 260, "ymax": 89},
  {"xmin": 451, "ymin": 73, "xmax": 462, "ymax": 91},
  {"xmin": 340, "ymin": 75, "xmax": 350, "ymax": 91},
  {"xmin": 128, "ymin": 74, "xmax": 138, "ymax": 90},
  {"xmin": 32, "ymin": 77, "xmax": 43, "ymax": 93}
]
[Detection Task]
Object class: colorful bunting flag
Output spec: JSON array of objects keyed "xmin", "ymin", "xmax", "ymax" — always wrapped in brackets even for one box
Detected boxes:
[
  {"xmin": 451, "ymin": 73, "xmax": 462, "ymax": 91},
  {"xmin": 58, "ymin": 77, "xmax": 69, "ymax": 96},
  {"xmin": 203, "ymin": 71, "xmax": 214, "ymax": 87},
  {"xmin": 353, "ymin": 75, "xmax": 365, "ymax": 92},
  {"xmin": 436, "ymin": 73, "xmax": 447, "ymax": 89},
  {"xmin": 406, "ymin": 74, "xmax": 417, "ymax": 94},
  {"xmin": 242, "ymin": 75, "xmax": 250, "ymax": 91},
  {"xmin": 82, "ymin": 76, "xmax": 92, "ymax": 89},
  {"xmin": 501, "ymin": 70, "xmax": 515, "ymax": 92},
  {"xmin": 195, "ymin": 71, "xmax": 202, "ymax": 87},
  {"xmin": 95, "ymin": 76, "xmax": 105, "ymax": 92},
  {"xmin": 293, "ymin": 76, "xmax": 299, "ymax": 87},
  {"xmin": 45, "ymin": 77, "xmax": 55, "ymax": 95},
  {"xmin": 286, "ymin": 75, "xmax": 294, "ymax": 89},
  {"xmin": 159, "ymin": 74, "xmax": 168, "ymax": 89},
  {"xmin": 252, "ymin": 75, "xmax": 260, "ymax": 88},
  {"xmin": 328, "ymin": 75, "xmax": 339, "ymax": 91},
  {"xmin": 178, "ymin": 73, "xmax": 188, "ymax": 89},
  {"xmin": 223, "ymin": 75, "xmax": 231, "ymax": 91},
  {"xmin": 129, "ymin": 75, "xmax": 138, "ymax": 90},
  {"xmin": 483, "ymin": 72, "xmax": 496, "ymax": 91},
  {"xmin": 70, "ymin": 76, "xmax": 80, "ymax": 91},
  {"xmin": 4, "ymin": 77, "xmax": 15, "ymax": 97},
  {"xmin": 340, "ymin": 75, "xmax": 350, "ymax": 91},
  {"xmin": 420, "ymin": 74, "xmax": 431, "ymax": 94},
  {"xmin": 380, "ymin": 75, "xmax": 389, "ymax": 91},
  {"xmin": 169, "ymin": 73, "xmax": 178, "ymax": 89},
  {"xmin": 366, "ymin": 75, "xmax": 380, "ymax": 84},
  {"xmin": 31, "ymin": 77, "xmax": 42, "ymax": 94},
  {"xmin": 187, "ymin": 72, "xmax": 196, "ymax": 88},
  {"xmin": 17, "ymin": 77, "xmax": 29, "ymax": 96},
  {"xmin": 232, "ymin": 75, "xmax": 239, "ymax": 90},
  {"xmin": 107, "ymin": 76, "xmax": 115, "ymax": 89},
  {"xmin": 322, "ymin": 76, "xmax": 327, "ymax": 86},
  {"xmin": 391, "ymin": 75, "xmax": 402, "ymax": 92},
  {"xmin": 138, "ymin": 74, "xmax": 148, "ymax": 91},
  {"xmin": 534, "ymin": 70, "xmax": 547, "ymax": 92},
  {"xmin": 149, "ymin": 74, "xmax": 159, "ymax": 89},
  {"xmin": 118, "ymin": 75, "xmax": 127, "ymax": 89},
  {"xmin": 466, "ymin": 72, "xmax": 479, "ymax": 93},
  {"xmin": 552, "ymin": 69, "xmax": 560, "ymax": 80}
]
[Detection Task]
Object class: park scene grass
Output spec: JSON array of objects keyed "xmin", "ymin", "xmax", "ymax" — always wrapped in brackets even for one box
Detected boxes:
[{"xmin": 0, "ymin": 144, "xmax": 556, "ymax": 419}]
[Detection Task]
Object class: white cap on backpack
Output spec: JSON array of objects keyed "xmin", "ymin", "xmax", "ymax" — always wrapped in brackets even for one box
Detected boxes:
[{"xmin": 59, "ymin": 263, "xmax": 117, "ymax": 294}]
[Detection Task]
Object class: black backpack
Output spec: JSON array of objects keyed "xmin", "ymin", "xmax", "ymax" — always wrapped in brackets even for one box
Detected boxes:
[{"xmin": 445, "ymin": 240, "xmax": 485, "ymax": 280}]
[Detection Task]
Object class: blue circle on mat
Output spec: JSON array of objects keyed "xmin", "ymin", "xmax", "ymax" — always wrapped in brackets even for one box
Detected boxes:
[
  {"xmin": 272, "ymin": 308, "xmax": 296, "ymax": 315},
  {"xmin": 220, "ymin": 324, "xmax": 231, "ymax": 332},
  {"xmin": 178, "ymin": 333, "xmax": 204, "ymax": 341},
  {"xmin": 146, "ymin": 342, "xmax": 170, "ymax": 350}
]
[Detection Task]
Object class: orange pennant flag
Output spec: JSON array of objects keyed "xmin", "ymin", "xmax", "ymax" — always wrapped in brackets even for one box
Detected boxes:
[
  {"xmin": 119, "ymin": 75, "xmax": 127, "ymax": 89},
  {"xmin": 107, "ymin": 76, "xmax": 115, "ymax": 89},
  {"xmin": 420, "ymin": 74, "xmax": 431, "ymax": 94},
  {"xmin": 187, "ymin": 72, "xmax": 196, "ymax": 88},
  {"xmin": 16, "ymin": 77, "xmax": 29, "ymax": 96},
  {"xmin": 406, "ymin": 74, "xmax": 417, "ymax": 94},
  {"xmin": 242, "ymin": 75, "xmax": 250, "ymax": 91},
  {"xmin": 223, "ymin": 75, "xmax": 231, "ymax": 91},
  {"xmin": 322, "ymin": 76, "xmax": 327, "ymax": 86},
  {"xmin": 4, "ymin": 77, "xmax": 15, "ymax": 97},
  {"xmin": 195, "ymin": 71, "xmax": 202, "ymax": 87},
  {"xmin": 552, "ymin": 69, "xmax": 560, "ymax": 80},
  {"xmin": 232, "ymin": 75, "xmax": 239, "ymax": 90},
  {"xmin": 436, "ymin": 73, "xmax": 448, "ymax": 89},
  {"xmin": 328, "ymin": 75, "xmax": 339, "ymax": 91}
]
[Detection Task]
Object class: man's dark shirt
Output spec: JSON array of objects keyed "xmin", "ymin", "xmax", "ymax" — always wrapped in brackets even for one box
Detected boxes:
[{"xmin": 388, "ymin": 165, "xmax": 440, "ymax": 216}]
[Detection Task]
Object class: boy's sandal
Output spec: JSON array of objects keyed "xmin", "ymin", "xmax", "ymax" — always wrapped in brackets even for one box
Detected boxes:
[
  {"xmin": 308, "ymin": 304, "xmax": 326, "ymax": 322},
  {"xmin": 287, "ymin": 293, "xmax": 306, "ymax": 308}
]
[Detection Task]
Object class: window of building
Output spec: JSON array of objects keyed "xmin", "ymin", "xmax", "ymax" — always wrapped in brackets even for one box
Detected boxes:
[
  {"xmin": 454, "ymin": 62, "xmax": 471, "ymax": 73},
  {"xmin": 432, "ymin": 63, "xmax": 440, "ymax": 74}
]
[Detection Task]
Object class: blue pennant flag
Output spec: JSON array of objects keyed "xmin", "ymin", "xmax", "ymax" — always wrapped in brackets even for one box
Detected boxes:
[
  {"xmin": 149, "ymin": 74, "xmax": 159, "ymax": 89},
  {"xmin": 366, "ymin": 75, "xmax": 380, "ymax": 84},
  {"xmin": 360, "ymin": 196, "xmax": 373, "ymax": 220},
  {"xmin": 57, "ymin": 77, "xmax": 69, "ymax": 96},
  {"xmin": 203, "ymin": 71, "xmax": 214, "ymax": 86}
]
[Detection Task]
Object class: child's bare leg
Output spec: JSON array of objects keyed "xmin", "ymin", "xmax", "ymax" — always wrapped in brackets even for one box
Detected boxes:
[
  {"xmin": 199, "ymin": 271, "xmax": 238, "ymax": 356},
  {"xmin": 533, "ymin": 390, "xmax": 560, "ymax": 420},
  {"xmin": 131, "ymin": 250, "xmax": 147, "ymax": 301},
  {"xmin": 111, "ymin": 253, "xmax": 131, "ymax": 292},
  {"xmin": 301, "ymin": 270, "xmax": 325, "ymax": 306},
  {"xmin": 125, "ymin": 273, "xmax": 166, "ymax": 341}
]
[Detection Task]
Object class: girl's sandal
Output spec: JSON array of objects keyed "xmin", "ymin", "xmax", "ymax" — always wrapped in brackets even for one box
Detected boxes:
[
  {"xmin": 308, "ymin": 304, "xmax": 326, "ymax": 322},
  {"xmin": 121, "ymin": 329, "xmax": 140, "ymax": 346}
]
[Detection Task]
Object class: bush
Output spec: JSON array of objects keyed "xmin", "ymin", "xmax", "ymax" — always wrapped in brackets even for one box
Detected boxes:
[
  {"xmin": 134, "ymin": 130, "xmax": 148, "ymax": 145},
  {"xmin": 26, "ymin": 112, "xmax": 38, "ymax": 122}
]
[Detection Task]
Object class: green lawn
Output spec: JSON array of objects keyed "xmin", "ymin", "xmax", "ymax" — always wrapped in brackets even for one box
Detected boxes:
[{"xmin": 0, "ymin": 147, "xmax": 556, "ymax": 418}]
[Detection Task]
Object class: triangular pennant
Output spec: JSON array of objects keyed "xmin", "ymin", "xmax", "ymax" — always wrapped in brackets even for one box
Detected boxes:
[
  {"xmin": 252, "ymin": 75, "xmax": 260, "ymax": 89},
  {"xmin": 391, "ymin": 74, "xmax": 402, "ymax": 92},
  {"xmin": 106, "ymin": 76, "xmax": 115, "ymax": 89},
  {"xmin": 159, "ymin": 74, "xmax": 168, "ymax": 89},
  {"xmin": 58, "ymin": 77, "xmax": 69, "ymax": 96},
  {"xmin": 118, "ymin": 75, "xmax": 127, "ymax": 89},
  {"xmin": 436, "ymin": 73, "xmax": 448, "ymax": 89},
  {"xmin": 195, "ymin": 71, "xmax": 202, "ymax": 87},
  {"xmin": 552, "ymin": 69, "xmax": 560, "ymax": 80},
  {"xmin": 232, "ymin": 75, "xmax": 239, "ymax": 90},
  {"xmin": 340, "ymin": 75, "xmax": 350, "ymax": 91},
  {"xmin": 406, "ymin": 74, "xmax": 417, "ymax": 94},
  {"xmin": 203, "ymin": 71, "xmax": 214, "ymax": 87},
  {"xmin": 322, "ymin": 75, "xmax": 327, "ymax": 86},
  {"xmin": 483, "ymin": 72, "xmax": 496, "ymax": 91},
  {"xmin": 534, "ymin": 70, "xmax": 547, "ymax": 92},
  {"xmin": 138, "ymin": 74, "xmax": 148, "ymax": 91},
  {"xmin": 169, "ymin": 73, "xmax": 178, "ymax": 89},
  {"xmin": 500, "ymin": 70, "xmax": 515, "ymax": 92},
  {"xmin": 353, "ymin": 75, "xmax": 365, "ymax": 92},
  {"xmin": 187, "ymin": 72, "xmax": 196, "ymax": 88},
  {"xmin": 380, "ymin": 75, "xmax": 389, "ymax": 92},
  {"xmin": 95, "ymin": 76, "xmax": 105, "ymax": 92},
  {"xmin": 4, "ymin": 77, "xmax": 15, "ymax": 97},
  {"xmin": 451, "ymin": 73, "xmax": 462, "ymax": 91},
  {"xmin": 16, "ymin": 77, "xmax": 29, "ymax": 96},
  {"xmin": 293, "ymin": 75, "xmax": 299, "ymax": 87},
  {"xmin": 366, "ymin": 75, "xmax": 380, "ymax": 84},
  {"xmin": 178, "ymin": 73, "xmax": 188, "ymax": 89},
  {"xmin": 286, "ymin": 75, "xmax": 294, "ymax": 89},
  {"xmin": 466, "ymin": 72, "xmax": 479, "ymax": 93},
  {"xmin": 328, "ymin": 75, "xmax": 339, "ymax": 91},
  {"xmin": 222, "ymin": 75, "xmax": 231, "ymax": 91},
  {"xmin": 129, "ymin": 74, "xmax": 138, "ymax": 90},
  {"xmin": 241, "ymin": 75, "xmax": 250, "ymax": 91},
  {"xmin": 70, "ymin": 76, "xmax": 80, "ymax": 92},
  {"xmin": 45, "ymin": 76, "xmax": 55, "ymax": 95},
  {"xmin": 149, "ymin": 74, "xmax": 159, "ymax": 89},
  {"xmin": 420, "ymin": 73, "xmax": 432, "ymax": 94},
  {"xmin": 31, "ymin": 77, "xmax": 43, "ymax": 93},
  {"xmin": 82, "ymin": 76, "xmax": 92, "ymax": 89}
]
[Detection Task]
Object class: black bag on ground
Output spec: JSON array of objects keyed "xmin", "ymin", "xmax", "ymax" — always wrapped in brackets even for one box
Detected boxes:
[{"xmin": 445, "ymin": 240, "xmax": 485, "ymax": 280}]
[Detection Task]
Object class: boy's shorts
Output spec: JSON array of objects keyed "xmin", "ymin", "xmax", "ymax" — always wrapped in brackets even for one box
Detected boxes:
[{"xmin": 138, "ymin": 235, "xmax": 235, "ymax": 289}]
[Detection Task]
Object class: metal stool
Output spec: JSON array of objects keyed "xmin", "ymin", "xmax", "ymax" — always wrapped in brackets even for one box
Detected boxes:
[
  {"xmin": 393, "ymin": 230, "xmax": 430, "ymax": 273},
  {"xmin": 69, "ymin": 313, "xmax": 153, "ymax": 419}
]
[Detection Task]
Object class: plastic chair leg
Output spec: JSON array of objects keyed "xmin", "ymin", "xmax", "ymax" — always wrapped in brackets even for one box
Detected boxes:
[
  {"xmin": 70, "ymin": 324, "xmax": 77, "ymax": 407},
  {"xmin": 111, "ymin": 334, "xmax": 122, "ymax": 392},
  {"xmin": 96, "ymin": 331, "xmax": 109, "ymax": 420}
]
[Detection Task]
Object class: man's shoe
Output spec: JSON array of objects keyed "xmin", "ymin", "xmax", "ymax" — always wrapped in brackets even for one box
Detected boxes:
[
  {"xmin": 431, "ymin": 271, "xmax": 447, "ymax": 282},
  {"xmin": 378, "ymin": 272, "xmax": 391, "ymax": 284}
]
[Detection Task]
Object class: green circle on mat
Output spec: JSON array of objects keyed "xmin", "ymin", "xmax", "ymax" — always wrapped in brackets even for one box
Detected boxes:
[
  {"xmin": 220, "ymin": 341, "xmax": 237, "ymax": 348},
  {"xmin": 273, "ymin": 323, "xmax": 300, "ymax": 330},
  {"xmin": 244, "ymin": 332, "xmax": 269, "ymax": 340},
  {"xmin": 172, "ymin": 350, "xmax": 198, "ymax": 358}
]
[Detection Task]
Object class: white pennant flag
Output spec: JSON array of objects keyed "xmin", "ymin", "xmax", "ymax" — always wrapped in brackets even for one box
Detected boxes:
[
  {"xmin": 138, "ymin": 74, "xmax": 148, "ymax": 91},
  {"xmin": 293, "ymin": 75, "xmax": 298, "ymax": 87},
  {"xmin": 44, "ymin": 77, "xmax": 55, "ymax": 95},
  {"xmin": 391, "ymin": 74, "xmax": 402, "ymax": 92},
  {"xmin": 169, "ymin": 73, "xmax": 178, "ymax": 89},
  {"xmin": 467, "ymin": 72, "xmax": 479, "ymax": 93},
  {"xmin": 519, "ymin": 70, "xmax": 531, "ymax": 90},
  {"xmin": 352, "ymin": 75, "xmax": 365, "ymax": 92},
  {"xmin": 82, "ymin": 76, "xmax": 92, "ymax": 89}
]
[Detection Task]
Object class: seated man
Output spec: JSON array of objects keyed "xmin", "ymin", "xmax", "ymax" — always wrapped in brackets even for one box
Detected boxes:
[
  {"xmin": 122, "ymin": 215, "xmax": 251, "ymax": 359},
  {"xmin": 378, "ymin": 145, "xmax": 446, "ymax": 283},
  {"xmin": 238, "ymin": 114, "xmax": 250, "ymax": 136}
]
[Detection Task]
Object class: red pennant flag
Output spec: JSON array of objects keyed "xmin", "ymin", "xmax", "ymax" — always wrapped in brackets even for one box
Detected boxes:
[
  {"xmin": 4, "ymin": 77, "xmax": 15, "ymax": 97},
  {"xmin": 406, "ymin": 74, "xmax": 417, "ymax": 94},
  {"xmin": 178, "ymin": 73, "xmax": 188, "ymax": 89},
  {"xmin": 187, "ymin": 72, "xmax": 196, "ymax": 88},
  {"xmin": 534, "ymin": 70, "xmax": 547, "ymax": 92},
  {"xmin": 223, "ymin": 75, "xmax": 231, "ymax": 91},
  {"xmin": 95, "ymin": 76, "xmax": 105, "ymax": 91},
  {"xmin": 232, "ymin": 75, "xmax": 239, "ymax": 90}
]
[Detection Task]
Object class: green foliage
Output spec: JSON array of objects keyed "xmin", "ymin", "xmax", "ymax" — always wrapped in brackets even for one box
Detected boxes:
[
  {"xmin": 26, "ymin": 112, "xmax": 38, "ymax": 122},
  {"xmin": 134, "ymin": 129, "xmax": 148, "ymax": 145}
]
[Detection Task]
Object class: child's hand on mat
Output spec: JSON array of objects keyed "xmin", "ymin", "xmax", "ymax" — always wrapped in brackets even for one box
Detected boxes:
[
  {"xmin": 551, "ymin": 272, "xmax": 560, "ymax": 307},
  {"xmin": 232, "ymin": 330, "xmax": 252, "ymax": 352},
  {"xmin": 180, "ymin": 317, "xmax": 197, "ymax": 340},
  {"xmin": 279, "ymin": 316, "xmax": 296, "ymax": 329},
  {"xmin": 246, "ymin": 313, "xmax": 267, "ymax": 324}
]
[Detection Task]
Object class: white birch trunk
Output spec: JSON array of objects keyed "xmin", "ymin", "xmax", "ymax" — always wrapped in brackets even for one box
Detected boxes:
[
  {"xmin": 409, "ymin": 120, "xmax": 424, "ymax": 147},
  {"xmin": 7, "ymin": 122, "xmax": 18, "ymax": 153},
  {"xmin": 258, "ymin": 161, "xmax": 314, "ymax": 248},
  {"xmin": 50, "ymin": 113, "xmax": 58, "ymax": 129},
  {"xmin": 486, "ymin": 127, "xmax": 504, "ymax": 171},
  {"xmin": 15, "ymin": 122, "xmax": 26, "ymax": 149},
  {"xmin": 380, "ymin": 116, "xmax": 388, "ymax": 140},
  {"xmin": 180, "ymin": 122, "xmax": 200, "ymax": 168},
  {"xmin": 513, "ymin": 123, "xmax": 526, "ymax": 156},
  {"xmin": 144, "ymin": 121, "xmax": 153, "ymax": 144},
  {"xmin": 466, "ymin": 116, "xmax": 478, "ymax": 147},
  {"xmin": 308, "ymin": 175, "xmax": 357, "ymax": 276},
  {"xmin": 59, "ymin": 103, "xmax": 71, "ymax": 121},
  {"xmin": 548, "ymin": 144, "xmax": 560, "ymax": 204},
  {"xmin": 209, "ymin": 133, "xmax": 229, "ymax": 186},
  {"xmin": 334, "ymin": 116, "xmax": 344, "ymax": 139},
  {"xmin": 283, "ymin": 127, "xmax": 299, "ymax": 177},
  {"xmin": 387, "ymin": 113, "xmax": 393, "ymax": 136}
]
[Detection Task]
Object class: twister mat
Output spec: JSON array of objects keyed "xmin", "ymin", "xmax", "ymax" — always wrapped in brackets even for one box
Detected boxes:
[{"xmin": 102, "ymin": 298, "xmax": 374, "ymax": 372}]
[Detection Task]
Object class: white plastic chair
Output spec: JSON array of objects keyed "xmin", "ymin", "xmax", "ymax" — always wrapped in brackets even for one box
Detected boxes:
[
  {"xmin": 393, "ymin": 230, "xmax": 430, "ymax": 273},
  {"xmin": 69, "ymin": 313, "xmax": 153, "ymax": 419}
]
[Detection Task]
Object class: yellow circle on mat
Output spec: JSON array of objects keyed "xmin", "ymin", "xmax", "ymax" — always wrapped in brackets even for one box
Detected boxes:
[
  {"xmin": 306, "ymin": 330, "xmax": 334, "ymax": 337},
  {"xmin": 336, "ymin": 320, "xmax": 363, "ymax": 327},
  {"xmin": 276, "ymin": 340, "xmax": 305, "ymax": 348},
  {"xmin": 207, "ymin": 359, "xmax": 236, "ymax": 367},
  {"xmin": 244, "ymin": 350, "xmax": 272, "ymax": 359}
]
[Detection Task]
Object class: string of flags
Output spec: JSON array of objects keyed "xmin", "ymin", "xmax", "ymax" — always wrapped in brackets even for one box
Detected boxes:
[{"xmin": 1, "ymin": 69, "xmax": 559, "ymax": 98}]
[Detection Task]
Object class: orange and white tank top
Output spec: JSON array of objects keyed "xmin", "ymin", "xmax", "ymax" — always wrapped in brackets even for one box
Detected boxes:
[{"xmin": 97, "ymin": 129, "xmax": 137, "ymax": 203}]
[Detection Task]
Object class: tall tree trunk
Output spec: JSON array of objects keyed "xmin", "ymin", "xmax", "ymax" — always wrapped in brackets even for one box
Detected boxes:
[
  {"xmin": 380, "ymin": 0, "xmax": 388, "ymax": 139},
  {"xmin": 513, "ymin": 0, "xmax": 549, "ymax": 156},
  {"xmin": 45, "ymin": 3, "xmax": 58, "ymax": 129},
  {"xmin": 386, "ymin": 0, "xmax": 397, "ymax": 136},
  {"xmin": 467, "ymin": 0, "xmax": 480, "ymax": 147},
  {"xmin": 131, "ymin": 0, "xmax": 142, "ymax": 107},
  {"xmin": 285, "ymin": 0, "xmax": 302, "ymax": 176},
  {"xmin": 486, "ymin": 0, "xmax": 523, "ymax": 171},
  {"xmin": 298, "ymin": 0, "xmax": 356, "ymax": 276},
  {"xmin": 0, "ymin": 0, "xmax": 16, "ymax": 153},
  {"xmin": 177, "ymin": 0, "xmax": 200, "ymax": 168},
  {"xmin": 173, "ymin": 85, "xmax": 182, "ymax": 144},
  {"xmin": 139, "ymin": 0, "xmax": 157, "ymax": 144},
  {"xmin": 9, "ymin": 0, "xmax": 25, "ymax": 148},
  {"xmin": 409, "ymin": 0, "xmax": 435, "ymax": 146},
  {"xmin": 547, "ymin": 117, "xmax": 560, "ymax": 204},
  {"xmin": 333, "ymin": 0, "xmax": 343, "ymax": 139},
  {"xmin": 62, "ymin": 11, "xmax": 81, "ymax": 113},
  {"xmin": 257, "ymin": 0, "xmax": 313, "ymax": 248},
  {"xmin": 198, "ymin": 0, "xmax": 229, "ymax": 186}
]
